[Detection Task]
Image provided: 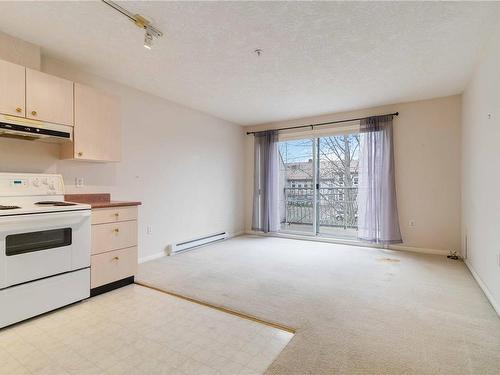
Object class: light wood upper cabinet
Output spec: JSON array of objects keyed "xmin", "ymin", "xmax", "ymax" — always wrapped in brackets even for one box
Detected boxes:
[
  {"xmin": 0, "ymin": 59, "xmax": 26, "ymax": 117},
  {"xmin": 0, "ymin": 59, "xmax": 121, "ymax": 163},
  {"xmin": 26, "ymin": 68, "xmax": 74, "ymax": 126},
  {"xmin": 61, "ymin": 83, "xmax": 121, "ymax": 162}
]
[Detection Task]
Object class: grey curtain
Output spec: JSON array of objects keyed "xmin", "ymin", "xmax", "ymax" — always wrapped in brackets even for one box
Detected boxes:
[
  {"xmin": 357, "ymin": 115, "xmax": 402, "ymax": 244},
  {"xmin": 252, "ymin": 130, "xmax": 280, "ymax": 233}
]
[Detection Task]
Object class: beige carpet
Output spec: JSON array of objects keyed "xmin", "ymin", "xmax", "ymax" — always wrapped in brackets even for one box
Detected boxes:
[{"xmin": 137, "ymin": 235, "xmax": 500, "ymax": 375}]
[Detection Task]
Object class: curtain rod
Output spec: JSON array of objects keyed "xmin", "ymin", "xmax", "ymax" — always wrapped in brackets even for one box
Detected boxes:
[{"xmin": 246, "ymin": 112, "xmax": 399, "ymax": 135}]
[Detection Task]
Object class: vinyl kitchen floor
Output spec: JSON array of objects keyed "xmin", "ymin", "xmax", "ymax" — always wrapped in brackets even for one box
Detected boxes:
[{"xmin": 0, "ymin": 284, "xmax": 293, "ymax": 375}]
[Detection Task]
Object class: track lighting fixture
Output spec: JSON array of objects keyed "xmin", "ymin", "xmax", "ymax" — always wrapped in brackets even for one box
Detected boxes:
[
  {"xmin": 144, "ymin": 31, "xmax": 153, "ymax": 50},
  {"xmin": 102, "ymin": 0, "xmax": 163, "ymax": 50}
]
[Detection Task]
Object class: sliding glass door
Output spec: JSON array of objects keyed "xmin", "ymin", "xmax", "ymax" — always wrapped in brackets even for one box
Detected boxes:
[
  {"xmin": 278, "ymin": 139, "xmax": 316, "ymax": 234},
  {"xmin": 317, "ymin": 134, "xmax": 359, "ymax": 239},
  {"xmin": 278, "ymin": 131, "xmax": 359, "ymax": 239}
]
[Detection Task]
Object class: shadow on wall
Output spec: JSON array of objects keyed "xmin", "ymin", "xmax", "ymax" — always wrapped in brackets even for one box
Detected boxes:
[
  {"xmin": 0, "ymin": 137, "xmax": 119, "ymax": 190},
  {"xmin": 0, "ymin": 138, "xmax": 59, "ymax": 173},
  {"xmin": 57, "ymin": 159, "xmax": 119, "ymax": 190}
]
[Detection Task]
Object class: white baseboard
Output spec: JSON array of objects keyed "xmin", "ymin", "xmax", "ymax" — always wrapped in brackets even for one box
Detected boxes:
[
  {"xmin": 464, "ymin": 260, "xmax": 500, "ymax": 317},
  {"xmin": 138, "ymin": 251, "xmax": 166, "ymax": 264},
  {"xmin": 389, "ymin": 243, "xmax": 449, "ymax": 256},
  {"xmin": 228, "ymin": 230, "xmax": 245, "ymax": 238},
  {"xmin": 138, "ymin": 230, "xmax": 245, "ymax": 264},
  {"xmin": 244, "ymin": 230, "xmax": 449, "ymax": 256}
]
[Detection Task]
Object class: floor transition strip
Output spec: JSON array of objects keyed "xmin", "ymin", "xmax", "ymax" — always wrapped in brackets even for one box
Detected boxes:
[{"xmin": 134, "ymin": 280, "xmax": 296, "ymax": 334}]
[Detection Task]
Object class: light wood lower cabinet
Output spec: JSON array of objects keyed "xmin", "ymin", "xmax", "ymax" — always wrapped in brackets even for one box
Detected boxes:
[
  {"xmin": 91, "ymin": 247, "xmax": 138, "ymax": 289},
  {"xmin": 90, "ymin": 206, "xmax": 138, "ymax": 290},
  {"xmin": 92, "ymin": 206, "xmax": 138, "ymax": 225},
  {"xmin": 92, "ymin": 221, "xmax": 138, "ymax": 255}
]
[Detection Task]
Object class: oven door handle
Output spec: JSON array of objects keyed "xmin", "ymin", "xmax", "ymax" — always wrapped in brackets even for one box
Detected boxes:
[{"xmin": 0, "ymin": 210, "xmax": 91, "ymax": 227}]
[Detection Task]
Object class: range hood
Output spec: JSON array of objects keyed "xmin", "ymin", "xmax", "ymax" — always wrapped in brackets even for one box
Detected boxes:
[{"xmin": 0, "ymin": 114, "xmax": 72, "ymax": 143}]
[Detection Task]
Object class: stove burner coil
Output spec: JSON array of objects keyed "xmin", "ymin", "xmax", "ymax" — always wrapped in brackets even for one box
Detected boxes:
[
  {"xmin": 35, "ymin": 201, "xmax": 77, "ymax": 206},
  {"xmin": 0, "ymin": 205, "xmax": 21, "ymax": 210}
]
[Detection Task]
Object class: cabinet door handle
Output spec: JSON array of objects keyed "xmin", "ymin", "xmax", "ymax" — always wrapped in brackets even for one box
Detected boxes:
[
  {"xmin": 114, "ymin": 213, "xmax": 120, "ymax": 217},
  {"xmin": 16, "ymin": 107, "xmax": 22, "ymax": 113},
  {"xmin": 112, "ymin": 256, "xmax": 120, "ymax": 261},
  {"xmin": 78, "ymin": 152, "xmax": 83, "ymax": 157},
  {"xmin": 31, "ymin": 110, "xmax": 37, "ymax": 116},
  {"xmin": 113, "ymin": 228, "xmax": 120, "ymax": 233}
]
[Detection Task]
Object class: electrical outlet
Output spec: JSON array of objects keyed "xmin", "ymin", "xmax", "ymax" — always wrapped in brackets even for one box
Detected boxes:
[
  {"xmin": 146, "ymin": 225, "xmax": 153, "ymax": 235},
  {"xmin": 75, "ymin": 177, "xmax": 84, "ymax": 188},
  {"xmin": 409, "ymin": 220, "xmax": 416, "ymax": 228}
]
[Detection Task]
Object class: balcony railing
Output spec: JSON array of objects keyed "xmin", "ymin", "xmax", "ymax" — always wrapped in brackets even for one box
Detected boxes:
[{"xmin": 283, "ymin": 187, "xmax": 358, "ymax": 229}]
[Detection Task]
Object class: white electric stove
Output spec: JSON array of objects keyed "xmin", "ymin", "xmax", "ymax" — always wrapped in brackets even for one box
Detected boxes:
[{"xmin": 0, "ymin": 173, "xmax": 91, "ymax": 329}]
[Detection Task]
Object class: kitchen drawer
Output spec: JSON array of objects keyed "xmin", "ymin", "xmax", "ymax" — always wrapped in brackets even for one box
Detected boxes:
[
  {"xmin": 92, "ymin": 206, "xmax": 137, "ymax": 225},
  {"xmin": 91, "ymin": 247, "xmax": 137, "ymax": 289},
  {"xmin": 92, "ymin": 220, "xmax": 137, "ymax": 255}
]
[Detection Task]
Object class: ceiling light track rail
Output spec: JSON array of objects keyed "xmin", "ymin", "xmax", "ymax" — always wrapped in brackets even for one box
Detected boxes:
[
  {"xmin": 102, "ymin": 0, "xmax": 163, "ymax": 49},
  {"xmin": 102, "ymin": 0, "xmax": 135, "ymax": 22},
  {"xmin": 246, "ymin": 112, "xmax": 399, "ymax": 135}
]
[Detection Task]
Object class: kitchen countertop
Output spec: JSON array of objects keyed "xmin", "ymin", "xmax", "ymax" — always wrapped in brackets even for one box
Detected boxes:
[{"xmin": 64, "ymin": 193, "xmax": 141, "ymax": 209}]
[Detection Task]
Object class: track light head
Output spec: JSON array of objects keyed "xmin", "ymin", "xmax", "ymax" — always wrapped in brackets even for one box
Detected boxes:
[
  {"xmin": 144, "ymin": 31, "xmax": 153, "ymax": 50},
  {"xmin": 143, "ymin": 25, "xmax": 162, "ymax": 50}
]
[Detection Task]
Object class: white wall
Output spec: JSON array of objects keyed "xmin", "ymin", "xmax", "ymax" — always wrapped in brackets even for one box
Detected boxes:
[
  {"xmin": 0, "ymin": 31, "xmax": 40, "ymax": 69},
  {"xmin": 245, "ymin": 96, "xmax": 462, "ymax": 253},
  {"xmin": 0, "ymin": 34, "xmax": 245, "ymax": 261},
  {"xmin": 462, "ymin": 28, "xmax": 500, "ymax": 313}
]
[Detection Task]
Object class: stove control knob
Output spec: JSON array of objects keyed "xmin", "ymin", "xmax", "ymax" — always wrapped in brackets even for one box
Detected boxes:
[
  {"xmin": 42, "ymin": 177, "xmax": 48, "ymax": 185},
  {"xmin": 32, "ymin": 178, "xmax": 40, "ymax": 187}
]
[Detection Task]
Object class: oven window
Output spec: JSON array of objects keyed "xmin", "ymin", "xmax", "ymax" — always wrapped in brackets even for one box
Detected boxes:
[{"xmin": 6, "ymin": 228, "xmax": 72, "ymax": 256}]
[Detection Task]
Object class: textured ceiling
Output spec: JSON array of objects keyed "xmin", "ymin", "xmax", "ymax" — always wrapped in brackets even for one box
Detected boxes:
[{"xmin": 0, "ymin": 1, "xmax": 499, "ymax": 125}]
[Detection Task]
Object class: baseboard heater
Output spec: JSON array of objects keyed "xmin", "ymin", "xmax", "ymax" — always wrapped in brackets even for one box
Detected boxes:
[{"xmin": 169, "ymin": 232, "xmax": 227, "ymax": 255}]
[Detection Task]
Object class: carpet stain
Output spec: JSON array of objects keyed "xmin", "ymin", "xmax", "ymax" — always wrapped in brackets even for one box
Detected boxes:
[{"xmin": 378, "ymin": 257, "xmax": 401, "ymax": 263}]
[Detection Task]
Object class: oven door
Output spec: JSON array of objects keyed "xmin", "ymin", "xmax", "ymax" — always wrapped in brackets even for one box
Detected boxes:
[{"xmin": 0, "ymin": 210, "xmax": 91, "ymax": 289}]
